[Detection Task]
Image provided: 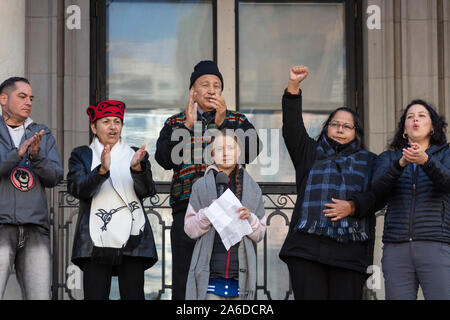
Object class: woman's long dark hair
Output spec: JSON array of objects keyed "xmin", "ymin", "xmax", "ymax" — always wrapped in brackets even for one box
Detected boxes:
[
  {"xmin": 389, "ymin": 99, "xmax": 447, "ymax": 150},
  {"xmin": 317, "ymin": 107, "xmax": 365, "ymax": 148}
]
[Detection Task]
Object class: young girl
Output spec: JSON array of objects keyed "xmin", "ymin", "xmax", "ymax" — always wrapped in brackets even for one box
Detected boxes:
[{"xmin": 184, "ymin": 131, "xmax": 266, "ymax": 300}]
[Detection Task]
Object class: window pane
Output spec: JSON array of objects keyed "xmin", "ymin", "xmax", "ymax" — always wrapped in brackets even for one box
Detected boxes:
[
  {"xmin": 238, "ymin": 2, "xmax": 346, "ymax": 182},
  {"xmin": 107, "ymin": 0, "xmax": 214, "ymax": 182},
  {"xmin": 106, "ymin": 1, "xmax": 213, "ymax": 300},
  {"xmin": 239, "ymin": 2, "xmax": 346, "ymax": 110}
]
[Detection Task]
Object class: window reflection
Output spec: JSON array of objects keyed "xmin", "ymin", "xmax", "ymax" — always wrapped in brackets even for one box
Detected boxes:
[
  {"xmin": 238, "ymin": 2, "xmax": 346, "ymax": 182},
  {"xmin": 102, "ymin": 0, "xmax": 349, "ymax": 300},
  {"xmin": 106, "ymin": 0, "xmax": 214, "ymax": 300},
  {"xmin": 239, "ymin": 2, "xmax": 346, "ymax": 110},
  {"xmin": 106, "ymin": 0, "xmax": 214, "ymax": 181}
]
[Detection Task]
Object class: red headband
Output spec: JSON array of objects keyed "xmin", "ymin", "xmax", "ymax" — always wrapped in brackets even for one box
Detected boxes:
[{"xmin": 86, "ymin": 100, "xmax": 126, "ymax": 123}]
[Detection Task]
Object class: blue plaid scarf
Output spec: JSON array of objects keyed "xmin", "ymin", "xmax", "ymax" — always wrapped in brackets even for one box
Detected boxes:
[{"xmin": 296, "ymin": 136, "xmax": 372, "ymax": 242}]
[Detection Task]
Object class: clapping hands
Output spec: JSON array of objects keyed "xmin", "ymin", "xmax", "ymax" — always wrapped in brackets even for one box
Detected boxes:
[
  {"xmin": 18, "ymin": 129, "xmax": 44, "ymax": 158},
  {"xmin": 130, "ymin": 145, "xmax": 147, "ymax": 172},
  {"xmin": 399, "ymin": 143, "xmax": 429, "ymax": 167}
]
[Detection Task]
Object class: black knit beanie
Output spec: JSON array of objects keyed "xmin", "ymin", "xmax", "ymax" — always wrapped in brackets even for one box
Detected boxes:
[{"xmin": 189, "ymin": 60, "xmax": 224, "ymax": 90}]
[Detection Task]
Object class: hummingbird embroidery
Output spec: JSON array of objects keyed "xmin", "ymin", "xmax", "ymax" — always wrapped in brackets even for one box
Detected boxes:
[
  {"xmin": 95, "ymin": 201, "xmax": 141, "ymax": 232},
  {"xmin": 95, "ymin": 206, "xmax": 127, "ymax": 231}
]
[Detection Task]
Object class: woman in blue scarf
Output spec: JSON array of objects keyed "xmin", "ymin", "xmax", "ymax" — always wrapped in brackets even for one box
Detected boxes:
[{"xmin": 279, "ymin": 66, "xmax": 380, "ymax": 300}]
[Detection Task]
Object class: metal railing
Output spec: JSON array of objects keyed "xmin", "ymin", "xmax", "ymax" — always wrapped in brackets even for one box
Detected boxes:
[{"xmin": 49, "ymin": 181, "xmax": 382, "ymax": 300}]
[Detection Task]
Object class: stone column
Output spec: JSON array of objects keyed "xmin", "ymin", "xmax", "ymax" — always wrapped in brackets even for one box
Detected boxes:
[
  {"xmin": 440, "ymin": 0, "xmax": 450, "ymax": 136},
  {"xmin": 363, "ymin": 0, "xmax": 448, "ymax": 300},
  {"xmin": 0, "ymin": 0, "xmax": 26, "ymax": 301},
  {"xmin": 62, "ymin": 0, "xmax": 91, "ymax": 171},
  {"xmin": 399, "ymin": 0, "xmax": 440, "ymax": 108},
  {"xmin": 0, "ymin": 0, "xmax": 26, "ymax": 80}
]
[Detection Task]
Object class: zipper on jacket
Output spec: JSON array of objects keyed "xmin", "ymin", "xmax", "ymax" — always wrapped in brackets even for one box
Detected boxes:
[{"xmin": 409, "ymin": 165, "xmax": 419, "ymax": 241}]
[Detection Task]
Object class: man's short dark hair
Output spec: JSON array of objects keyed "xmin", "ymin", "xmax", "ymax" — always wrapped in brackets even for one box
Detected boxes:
[{"xmin": 0, "ymin": 77, "xmax": 30, "ymax": 95}]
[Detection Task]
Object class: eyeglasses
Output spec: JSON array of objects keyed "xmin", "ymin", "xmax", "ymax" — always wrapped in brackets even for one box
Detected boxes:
[{"xmin": 328, "ymin": 122, "xmax": 355, "ymax": 131}]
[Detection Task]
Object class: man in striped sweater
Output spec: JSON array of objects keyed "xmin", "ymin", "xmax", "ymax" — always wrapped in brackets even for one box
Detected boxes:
[{"xmin": 155, "ymin": 60, "xmax": 261, "ymax": 300}]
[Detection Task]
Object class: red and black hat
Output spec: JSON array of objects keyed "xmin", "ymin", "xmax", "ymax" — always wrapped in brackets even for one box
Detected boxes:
[{"xmin": 86, "ymin": 100, "xmax": 126, "ymax": 123}]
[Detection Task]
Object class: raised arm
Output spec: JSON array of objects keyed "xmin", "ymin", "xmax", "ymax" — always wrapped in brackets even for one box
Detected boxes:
[{"xmin": 282, "ymin": 66, "xmax": 316, "ymax": 169}]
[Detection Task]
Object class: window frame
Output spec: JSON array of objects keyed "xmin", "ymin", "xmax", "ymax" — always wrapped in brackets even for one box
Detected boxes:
[
  {"xmin": 234, "ymin": 0, "xmax": 363, "ymax": 115},
  {"xmin": 90, "ymin": 0, "xmax": 364, "ymax": 165},
  {"xmin": 90, "ymin": 0, "xmax": 218, "ymax": 110}
]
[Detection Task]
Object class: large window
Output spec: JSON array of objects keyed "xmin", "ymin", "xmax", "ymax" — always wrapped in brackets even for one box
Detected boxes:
[
  {"xmin": 238, "ymin": 1, "xmax": 354, "ymax": 182},
  {"xmin": 97, "ymin": 0, "xmax": 215, "ymax": 300},
  {"xmin": 235, "ymin": 1, "xmax": 360, "ymax": 300},
  {"xmin": 106, "ymin": 0, "xmax": 215, "ymax": 181},
  {"xmin": 99, "ymin": 1, "xmax": 359, "ymax": 184},
  {"xmin": 90, "ymin": 0, "xmax": 361, "ymax": 300}
]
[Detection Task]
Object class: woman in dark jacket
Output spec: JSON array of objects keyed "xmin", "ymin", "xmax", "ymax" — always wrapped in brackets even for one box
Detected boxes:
[
  {"xmin": 278, "ymin": 66, "xmax": 379, "ymax": 300},
  {"xmin": 367, "ymin": 100, "xmax": 449, "ymax": 299},
  {"xmin": 333, "ymin": 99, "xmax": 450, "ymax": 300},
  {"xmin": 67, "ymin": 100, "xmax": 158, "ymax": 300}
]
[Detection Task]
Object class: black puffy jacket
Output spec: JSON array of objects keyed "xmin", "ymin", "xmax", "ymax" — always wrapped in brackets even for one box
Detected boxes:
[{"xmin": 371, "ymin": 144, "xmax": 450, "ymax": 244}]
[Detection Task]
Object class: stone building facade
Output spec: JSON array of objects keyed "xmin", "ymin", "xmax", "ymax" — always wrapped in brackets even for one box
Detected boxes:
[{"xmin": 0, "ymin": 0, "xmax": 449, "ymax": 299}]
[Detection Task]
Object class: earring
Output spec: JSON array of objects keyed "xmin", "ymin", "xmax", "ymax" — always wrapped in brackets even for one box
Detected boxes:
[
  {"xmin": 403, "ymin": 132, "xmax": 407, "ymax": 139},
  {"xmin": 430, "ymin": 129, "xmax": 435, "ymax": 136}
]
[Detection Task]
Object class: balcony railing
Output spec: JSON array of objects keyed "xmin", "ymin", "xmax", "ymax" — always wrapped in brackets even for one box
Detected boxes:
[{"xmin": 49, "ymin": 181, "xmax": 382, "ymax": 300}]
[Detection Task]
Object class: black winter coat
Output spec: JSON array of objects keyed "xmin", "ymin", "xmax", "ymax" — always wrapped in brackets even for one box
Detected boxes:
[
  {"xmin": 67, "ymin": 146, "xmax": 158, "ymax": 272},
  {"xmin": 370, "ymin": 144, "xmax": 450, "ymax": 244},
  {"xmin": 278, "ymin": 90, "xmax": 379, "ymax": 273}
]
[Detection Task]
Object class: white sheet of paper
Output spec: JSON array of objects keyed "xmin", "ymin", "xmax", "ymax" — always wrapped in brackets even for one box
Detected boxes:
[{"xmin": 204, "ymin": 188, "xmax": 253, "ymax": 250}]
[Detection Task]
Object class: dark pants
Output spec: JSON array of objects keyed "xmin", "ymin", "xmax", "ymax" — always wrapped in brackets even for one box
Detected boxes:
[
  {"xmin": 382, "ymin": 241, "xmax": 450, "ymax": 300},
  {"xmin": 82, "ymin": 256, "xmax": 145, "ymax": 300},
  {"xmin": 171, "ymin": 209, "xmax": 196, "ymax": 300},
  {"xmin": 286, "ymin": 256, "xmax": 367, "ymax": 300}
]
